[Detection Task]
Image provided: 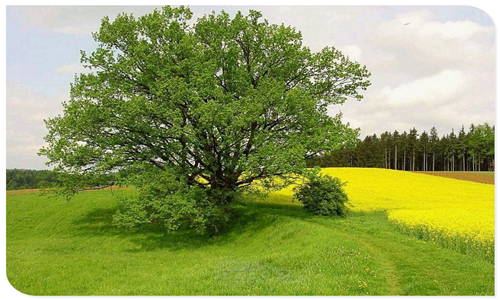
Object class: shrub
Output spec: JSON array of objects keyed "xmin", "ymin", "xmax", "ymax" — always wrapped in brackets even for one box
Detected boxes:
[
  {"xmin": 112, "ymin": 167, "xmax": 231, "ymax": 236},
  {"xmin": 294, "ymin": 174, "xmax": 349, "ymax": 217}
]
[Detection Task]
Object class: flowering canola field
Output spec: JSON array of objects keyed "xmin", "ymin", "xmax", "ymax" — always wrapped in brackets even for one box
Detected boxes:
[{"xmin": 270, "ymin": 168, "xmax": 494, "ymax": 262}]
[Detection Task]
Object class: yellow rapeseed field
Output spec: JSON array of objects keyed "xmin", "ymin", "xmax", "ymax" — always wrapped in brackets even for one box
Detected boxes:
[{"xmin": 269, "ymin": 168, "xmax": 494, "ymax": 261}]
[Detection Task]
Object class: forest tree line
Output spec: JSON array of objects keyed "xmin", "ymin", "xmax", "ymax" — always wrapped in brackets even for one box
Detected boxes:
[
  {"xmin": 6, "ymin": 168, "xmax": 117, "ymax": 191},
  {"xmin": 307, "ymin": 123, "xmax": 495, "ymax": 172},
  {"xmin": 6, "ymin": 169, "xmax": 60, "ymax": 190}
]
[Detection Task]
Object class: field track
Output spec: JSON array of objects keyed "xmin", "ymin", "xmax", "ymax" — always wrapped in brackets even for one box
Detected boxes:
[{"xmin": 413, "ymin": 172, "xmax": 494, "ymax": 185}]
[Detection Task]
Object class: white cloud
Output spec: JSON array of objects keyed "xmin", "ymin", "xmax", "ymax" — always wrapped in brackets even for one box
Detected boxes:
[
  {"xmin": 28, "ymin": 113, "xmax": 50, "ymax": 122},
  {"xmin": 381, "ymin": 9, "xmax": 494, "ymax": 40},
  {"xmin": 338, "ymin": 45, "xmax": 363, "ymax": 62},
  {"xmin": 371, "ymin": 9, "xmax": 494, "ymax": 78},
  {"xmin": 418, "ymin": 20, "xmax": 494, "ymax": 41},
  {"xmin": 6, "ymin": 81, "xmax": 65, "ymax": 169},
  {"xmin": 393, "ymin": 10, "xmax": 433, "ymax": 27},
  {"xmin": 331, "ymin": 8, "xmax": 495, "ymax": 138},
  {"xmin": 54, "ymin": 25, "xmax": 99, "ymax": 35},
  {"xmin": 8, "ymin": 85, "xmax": 48, "ymax": 110},
  {"xmin": 8, "ymin": 6, "xmax": 162, "ymax": 35},
  {"xmin": 375, "ymin": 70, "xmax": 467, "ymax": 107},
  {"xmin": 55, "ymin": 63, "xmax": 87, "ymax": 74}
]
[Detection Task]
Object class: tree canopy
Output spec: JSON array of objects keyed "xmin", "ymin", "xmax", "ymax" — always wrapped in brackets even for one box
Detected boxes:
[{"xmin": 40, "ymin": 6, "xmax": 371, "ymax": 233}]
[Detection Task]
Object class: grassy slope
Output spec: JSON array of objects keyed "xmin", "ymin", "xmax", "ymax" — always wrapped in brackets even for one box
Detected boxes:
[
  {"xmin": 413, "ymin": 171, "xmax": 494, "ymax": 185},
  {"xmin": 6, "ymin": 188, "xmax": 494, "ymax": 295}
]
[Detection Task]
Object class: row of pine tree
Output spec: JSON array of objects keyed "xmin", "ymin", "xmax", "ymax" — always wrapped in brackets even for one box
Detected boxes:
[{"xmin": 308, "ymin": 123, "xmax": 495, "ymax": 172}]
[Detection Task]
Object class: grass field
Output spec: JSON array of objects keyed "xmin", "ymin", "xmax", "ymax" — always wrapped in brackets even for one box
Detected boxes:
[
  {"xmin": 6, "ymin": 169, "xmax": 494, "ymax": 295},
  {"xmin": 413, "ymin": 171, "xmax": 494, "ymax": 185}
]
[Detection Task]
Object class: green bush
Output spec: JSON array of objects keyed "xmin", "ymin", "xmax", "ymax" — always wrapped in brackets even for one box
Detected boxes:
[
  {"xmin": 294, "ymin": 174, "xmax": 349, "ymax": 217},
  {"xmin": 113, "ymin": 167, "xmax": 231, "ymax": 236}
]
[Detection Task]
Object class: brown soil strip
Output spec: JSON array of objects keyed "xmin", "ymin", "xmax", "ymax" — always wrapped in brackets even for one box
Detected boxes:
[{"xmin": 414, "ymin": 172, "xmax": 494, "ymax": 185}]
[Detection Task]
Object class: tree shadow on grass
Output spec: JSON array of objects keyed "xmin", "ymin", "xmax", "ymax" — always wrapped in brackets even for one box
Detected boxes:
[
  {"xmin": 71, "ymin": 207, "xmax": 121, "ymax": 235},
  {"xmin": 70, "ymin": 193, "xmax": 355, "ymax": 254},
  {"xmin": 124, "ymin": 210, "xmax": 281, "ymax": 252},
  {"xmin": 70, "ymin": 201, "xmax": 297, "ymax": 252},
  {"xmin": 71, "ymin": 206, "xmax": 214, "ymax": 250}
]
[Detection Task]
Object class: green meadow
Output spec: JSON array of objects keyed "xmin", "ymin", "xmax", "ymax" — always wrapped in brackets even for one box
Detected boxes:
[{"xmin": 6, "ymin": 187, "xmax": 494, "ymax": 295}]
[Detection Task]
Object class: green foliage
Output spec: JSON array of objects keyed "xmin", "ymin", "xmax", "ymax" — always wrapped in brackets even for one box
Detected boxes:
[
  {"xmin": 294, "ymin": 174, "xmax": 349, "ymax": 217},
  {"xmin": 39, "ymin": 6, "xmax": 370, "ymax": 234},
  {"xmin": 39, "ymin": 5, "xmax": 369, "ymax": 192},
  {"xmin": 6, "ymin": 169, "xmax": 59, "ymax": 190},
  {"xmin": 113, "ymin": 167, "xmax": 231, "ymax": 235}
]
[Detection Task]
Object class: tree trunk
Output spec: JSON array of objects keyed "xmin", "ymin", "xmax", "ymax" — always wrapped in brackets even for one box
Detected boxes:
[
  {"xmin": 403, "ymin": 149, "xmax": 406, "ymax": 171},
  {"xmin": 412, "ymin": 152, "xmax": 415, "ymax": 171},
  {"xmin": 388, "ymin": 148, "xmax": 392, "ymax": 169},
  {"xmin": 394, "ymin": 144, "xmax": 398, "ymax": 170},
  {"xmin": 384, "ymin": 147, "xmax": 387, "ymax": 169},
  {"xmin": 432, "ymin": 152, "xmax": 435, "ymax": 171},
  {"xmin": 423, "ymin": 149, "xmax": 426, "ymax": 171}
]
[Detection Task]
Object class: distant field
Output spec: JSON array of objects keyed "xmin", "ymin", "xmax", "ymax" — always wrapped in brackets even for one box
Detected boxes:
[
  {"xmin": 6, "ymin": 188, "xmax": 41, "ymax": 195},
  {"xmin": 412, "ymin": 171, "xmax": 494, "ymax": 185}
]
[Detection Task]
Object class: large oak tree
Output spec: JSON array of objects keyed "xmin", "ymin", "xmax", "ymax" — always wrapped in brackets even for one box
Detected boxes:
[{"xmin": 40, "ymin": 6, "xmax": 370, "ymax": 233}]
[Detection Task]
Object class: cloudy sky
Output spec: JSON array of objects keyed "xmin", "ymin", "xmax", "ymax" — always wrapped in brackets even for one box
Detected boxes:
[{"xmin": 5, "ymin": 5, "xmax": 496, "ymax": 170}]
